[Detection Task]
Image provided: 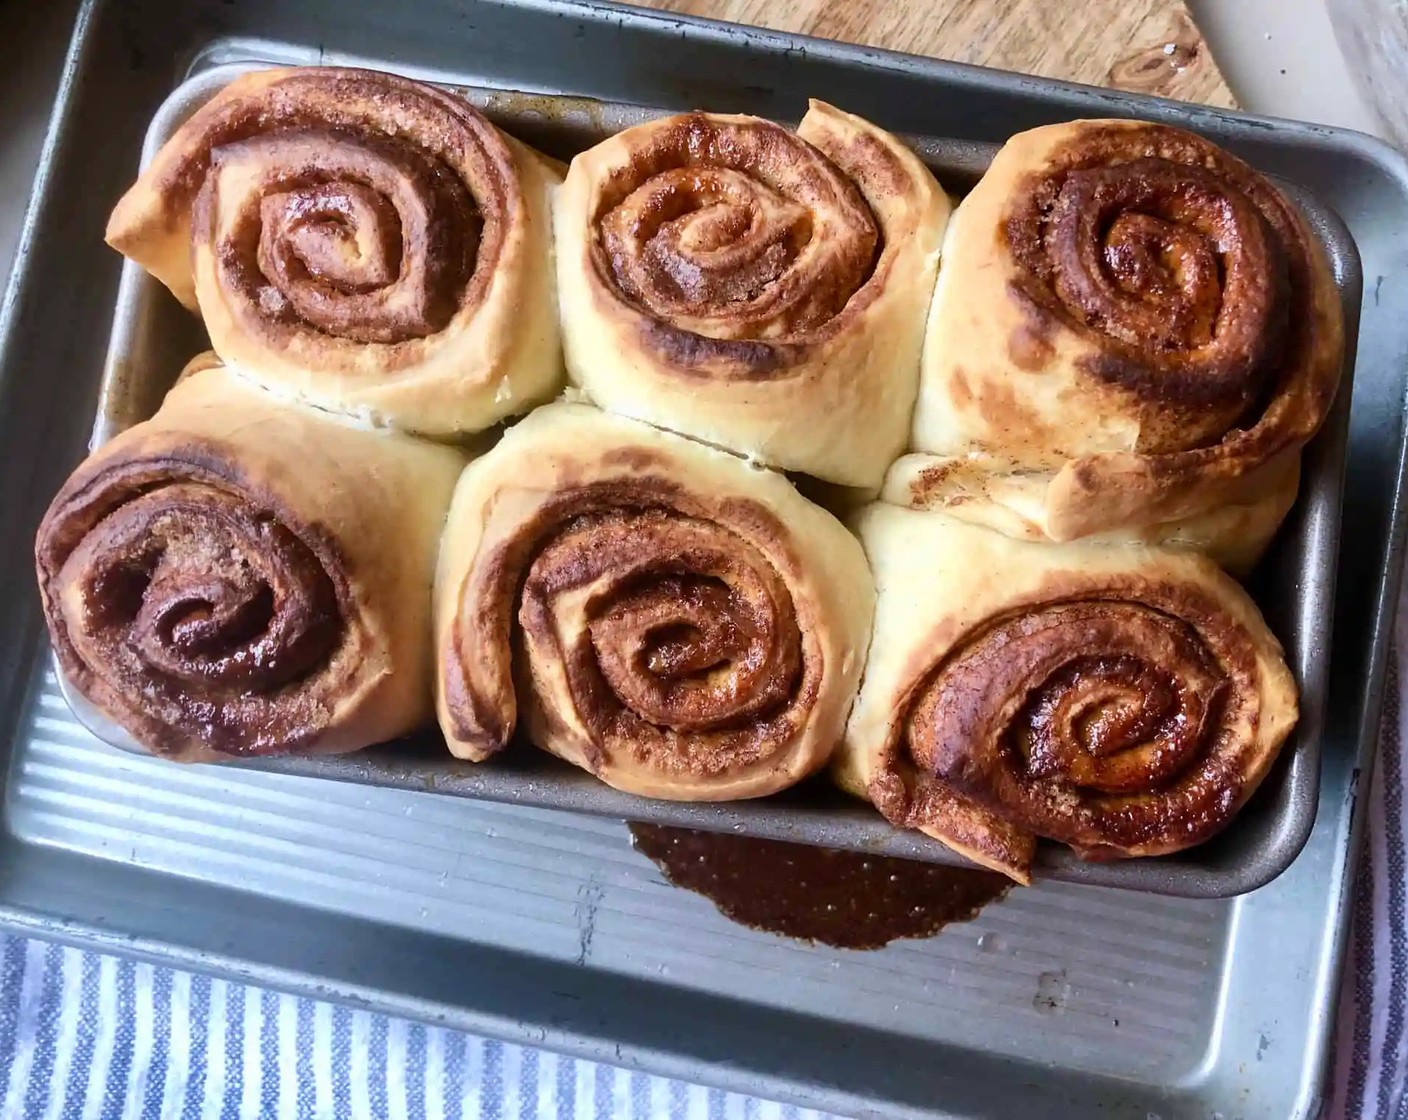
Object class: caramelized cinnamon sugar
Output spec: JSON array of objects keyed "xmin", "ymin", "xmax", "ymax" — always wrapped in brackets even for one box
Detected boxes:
[
  {"xmin": 442, "ymin": 480, "xmax": 820, "ymax": 779},
  {"xmin": 878, "ymin": 581, "xmax": 1266, "ymax": 859},
  {"xmin": 35, "ymin": 447, "xmax": 351, "ymax": 757},
  {"xmin": 211, "ymin": 129, "xmax": 480, "ymax": 345},
  {"xmin": 630, "ymin": 824, "xmax": 1011, "ymax": 949},
  {"xmin": 585, "ymin": 111, "xmax": 884, "ymax": 373},
  {"xmin": 134, "ymin": 68, "xmax": 514, "ymax": 360},
  {"xmin": 1003, "ymin": 123, "xmax": 1319, "ymax": 456}
]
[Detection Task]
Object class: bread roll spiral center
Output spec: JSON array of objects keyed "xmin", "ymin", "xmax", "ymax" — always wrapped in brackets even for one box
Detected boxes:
[
  {"xmin": 212, "ymin": 129, "xmax": 481, "ymax": 345},
  {"xmin": 592, "ymin": 115, "xmax": 879, "ymax": 341},
  {"xmin": 61, "ymin": 483, "xmax": 342, "ymax": 701},
  {"xmin": 903, "ymin": 597, "xmax": 1259, "ymax": 854},
  {"xmin": 518, "ymin": 506, "xmax": 803, "ymax": 768},
  {"xmin": 1005, "ymin": 130, "xmax": 1302, "ymax": 452}
]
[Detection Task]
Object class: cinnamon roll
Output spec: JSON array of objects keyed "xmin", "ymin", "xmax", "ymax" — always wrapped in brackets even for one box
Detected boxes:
[
  {"xmin": 912, "ymin": 119, "xmax": 1342, "ymax": 558},
  {"xmin": 36, "ymin": 363, "xmax": 465, "ymax": 762},
  {"xmin": 837, "ymin": 504, "xmax": 1297, "ymax": 882},
  {"xmin": 434, "ymin": 402, "xmax": 874, "ymax": 800},
  {"xmin": 106, "ymin": 67, "xmax": 563, "ymax": 436},
  {"xmin": 554, "ymin": 102, "xmax": 950, "ymax": 487}
]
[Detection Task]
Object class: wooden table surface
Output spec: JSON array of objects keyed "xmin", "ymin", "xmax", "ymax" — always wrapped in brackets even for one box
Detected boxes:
[{"xmin": 644, "ymin": 0, "xmax": 1235, "ymax": 107}]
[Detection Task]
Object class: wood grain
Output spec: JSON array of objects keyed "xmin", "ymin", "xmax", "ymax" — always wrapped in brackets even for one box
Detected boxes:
[{"xmin": 647, "ymin": 0, "xmax": 1235, "ymax": 107}]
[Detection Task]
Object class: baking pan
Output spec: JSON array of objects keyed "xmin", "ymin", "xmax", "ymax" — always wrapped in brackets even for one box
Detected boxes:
[
  {"xmin": 63, "ymin": 58, "xmax": 1359, "ymax": 898},
  {"xmin": 3, "ymin": 2, "xmax": 1407, "ymax": 1118}
]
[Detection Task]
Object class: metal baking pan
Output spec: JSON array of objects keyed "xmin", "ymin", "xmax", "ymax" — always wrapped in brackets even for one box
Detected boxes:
[
  {"xmin": 3, "ymin": 2, "xmax": 1406, "ymax": 1118},
  {"xmin": 64, "ymin": 55, "xmax": 1359, "ymax": 899}
]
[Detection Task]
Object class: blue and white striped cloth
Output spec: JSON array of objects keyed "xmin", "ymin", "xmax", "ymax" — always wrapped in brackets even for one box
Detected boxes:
[
  {"xmin": 0, "ymin": 937, "xmax": 831, "ymax": 1119},
  {"xmin": 1328, "ymin": 611, "xmax": 1408, "ymax": 1120}
]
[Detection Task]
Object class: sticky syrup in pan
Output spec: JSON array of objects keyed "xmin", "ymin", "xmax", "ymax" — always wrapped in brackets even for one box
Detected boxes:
[{"xmin": 629, "ymin": 824, "xmax": 1011, "ymax": 950}]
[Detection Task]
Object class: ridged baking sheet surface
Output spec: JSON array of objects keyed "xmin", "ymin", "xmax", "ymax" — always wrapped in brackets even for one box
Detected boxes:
[{"xmin": 8, "ymin": 662, "xmax": 1229, "ymax": 1083}]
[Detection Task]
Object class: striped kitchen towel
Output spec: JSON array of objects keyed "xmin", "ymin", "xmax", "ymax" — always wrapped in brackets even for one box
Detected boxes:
[
  {"xmin": 1328, "ymin": 607, "xmax": 1408, "ymax": 1119},
  {"xmin": 0, "ymin": 936, "xmax": 836, "ymax": 1119}
]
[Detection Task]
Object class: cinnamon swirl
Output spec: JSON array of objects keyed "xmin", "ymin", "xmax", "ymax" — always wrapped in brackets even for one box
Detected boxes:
[
  {"xmin": 911, "ymin": 119, "xmax": 1342, "ymax": 560},
  {"xmin": 434, "ymin": 402, "xmax": 875, "ymax": 800},
  {"xmin": 106, "ymin": 67, "xmax": 563, "ymax": 436},
  {"xmin": 36, "ymin": 363, "xmax": 465, "ymax": 761},
  {"xmin": 554, "ymin": 102, "xmax": 950, "ymax": 487},
  {"xmin": 837, "ymin": 504, "xmax": 1297, "ymax": 882}
]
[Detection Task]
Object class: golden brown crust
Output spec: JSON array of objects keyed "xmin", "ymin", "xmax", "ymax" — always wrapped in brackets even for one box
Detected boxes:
[
  {"xmin": 35, "ymin": 364, "xmax": 464, "ymax": 762},
  {"xmin": 555, "ymin": 101, "xmax": 951, "ymax": 486},
  {"xmin": 433, "ymin": 402, "xmax": 875, "ymax": 800},
  {"xmin": 913, "ymin": 119, "xmax": 1342, "ymax": 547},
  {"xmin": 174, "ymin": 350, "xmax": 224, "ymax": 385},
  {"xmin": 106, "ymin": 66, "xmax": 563, "ymax": 436},
  {"xmin": 867, "ymin": 765, "xmax": 1037, "ymax": 882},
  {"xmin": 837, "ymin": 505, "xmax": 1297, "ymax": 879},
  {"xmin": 882, "ymin": 448, "xmax": 1301, "ymax": 578}
]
